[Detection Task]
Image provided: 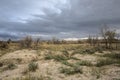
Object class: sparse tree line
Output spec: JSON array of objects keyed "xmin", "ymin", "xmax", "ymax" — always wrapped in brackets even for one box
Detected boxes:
[
  {"xmin": 87, "ymin": 25, "xmax": 120, "ymax": 49},
  {"xmin": 0, "ymin": 25, "xmax": 120, "ymax": 50}
]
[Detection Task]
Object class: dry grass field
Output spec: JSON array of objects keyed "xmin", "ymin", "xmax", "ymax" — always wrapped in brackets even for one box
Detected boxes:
[{"xmin": 0, "ymin": 43, "xmax": 120, "ymax": 80}]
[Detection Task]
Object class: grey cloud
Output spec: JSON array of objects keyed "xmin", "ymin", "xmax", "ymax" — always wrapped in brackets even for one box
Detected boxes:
[{"xmin": 0, "ymin": 0, "xmax": 120, "ymax": 40}]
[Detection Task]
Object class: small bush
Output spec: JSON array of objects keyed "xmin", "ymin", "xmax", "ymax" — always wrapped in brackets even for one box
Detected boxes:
[
  {"xmin": 0, "ymin": 42, "xmax": 8, "ymax": 49},
  {"xmin": 44, "ymin": 54, "xmax": 54, "ymax": 60},
  {"xmin": 16, "ymin": 58, "xmax": 22, "ymax": 63},
  {"xmin": 76, "ymin": 60, "xmax": 93, "ymax": 66},
  {"xmin": 60, "ymin": 67, "xmax": 73, "ymax": 75},
  {"xmin": 61, "ymin": 61, "xmax": 74, "ymax": 67},
  {"xmin": 60, "ymin": 66, "xmax": 83, "ymax": 75},
  {"xmin": 20, "ymin": 36, "xmax": 33, "ymax": 48},
  {"xmin": 44, "ymin": 54, "xmax": 69, "ymax": 61},
  {"xmin": 61, "ymin": 50, "xmax": 75, "ymax": 59},
  {"xmin": 91, "ymin": 68, "xmax": 101, "ymax": 79},
  {"xmin": 94, "ymin": 47, "xmax": 104, "ymax": 53},
  {"xmin": 73, "ymin": 66, "xmax": 83, "ymax": 74},
  {"xmin": 28, "ymin": 62, "xmax": 38, "ymax": 72},
  {"xmin": 54, "ymin": 55, "xmax": 68, "ymax": 61},
  {"xmin": 82, "ymin": 48, "xmax": 96, "ymax": 54},
  {"xmin": 22, "ymin": 68, "xmax": 28, "ymax": 75},
  {"xmin": 62, "ymin": 50, "xmax": 69, "ymax": 57},
  {"xmin": 72, "ymin": 49, "xmax": 84, "ymax": 54},
  {"xmin": 6, "ymin": 63, "xmax": 17, "ymax": 70},
  {"xmin": 96, "ymin": 58, "xmax": 116, "ymax": 67},
  {"xmin": 34, "ymin": 38, "xmax": 40, "ymax": 49},
  {"xmin": 102, "ymin": 53, "xmax": 120, "ymax": 60}
]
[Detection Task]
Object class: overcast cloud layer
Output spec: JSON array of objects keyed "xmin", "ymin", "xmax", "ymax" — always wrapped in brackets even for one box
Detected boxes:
[{"xmin": 0, "ymin": 0, "xmax": 120, "ymax": 40}]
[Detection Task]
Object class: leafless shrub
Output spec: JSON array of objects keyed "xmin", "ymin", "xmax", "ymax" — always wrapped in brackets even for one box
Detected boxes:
[
  {"xmin": 34, "ymin": 38, "xmax": 40, "ymax": 49},
  {"xmin": 20, "ymin": 36, "xmax": 33, "ymax": 48},
  {"xmin": 51, "ymin": 37, "xmax": 61, "ymax": 44},
  {"xmin": 7, "ymin": 38, "xmax": 12, "ymax": 44},
  {"xmin": 87, "ymin": 35, "xmax": 93, "ymax": 46},
  {"xmin": 0, "ymin": 42, "xmax": 8, "ymax": 49}
]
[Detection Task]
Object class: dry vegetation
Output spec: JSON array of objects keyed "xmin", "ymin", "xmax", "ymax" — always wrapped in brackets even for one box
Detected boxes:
[{"xmin": 0, "ymin": 27, "xmax": 120, "ymax": 80}]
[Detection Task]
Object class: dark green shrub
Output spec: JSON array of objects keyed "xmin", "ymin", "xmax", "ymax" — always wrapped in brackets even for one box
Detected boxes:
[
  {"xmin": 61, "ymin": 61, "xmax": 74, "ymax": 67},
  {"xmin": 102, "ymin": 53, "xmax": 120, "ymax": 60},
  {"xmin": 45, "ymin": 54, "xmax": 69, "ymax": 62},
  {"xmin": 53, "ymin": 55, "xmax": 68, "ymax": 61},
  {"xmin": 44, "ymin": 54, "xmax": 54, "ymax": 60},
  {"xmin": 60, "ymin": 66, "xmax": 83, "ymax": 75},
  {"xmin": 72, "ymin": 49, "xmax": 84, "ymax": 54},
  {"xmin": 96, "ymin": 59, "xmax": 116, "ymax": 67},
  {"xmin": 62, "ymin": 50, "xmax": 69, "ymax": 57},
  {"xmin": 83, "ymin": 49, "xmax": 96, "ymax": 54},
  {"xmin": 28, "ymin": 62, "xmax": 38, "ymax": 72},
  {"xmin": 76, "ymin": 60, "xmax": 93, "ymax": 66},
  {"xmin": 94, "ymin": 47, "xmax": 104, "ymax": 53},
  {"xmin": 16, "ymin": 58, "xmax": 22, "ymax": 63},
  {"xmin": 7, "ymin": 63, "xmax": 17, "ymax": 70}
]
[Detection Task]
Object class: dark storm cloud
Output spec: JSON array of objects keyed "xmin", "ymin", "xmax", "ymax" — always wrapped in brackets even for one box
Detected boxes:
[{"xmin": 0, "ymin": 0, "xmax": 120, "ymax": 39}]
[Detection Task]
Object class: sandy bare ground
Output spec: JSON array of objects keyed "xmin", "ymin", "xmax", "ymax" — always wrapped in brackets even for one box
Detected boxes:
[{"xmin": 0, "ymin": 49, "xmax": 120, "ymax": 80}]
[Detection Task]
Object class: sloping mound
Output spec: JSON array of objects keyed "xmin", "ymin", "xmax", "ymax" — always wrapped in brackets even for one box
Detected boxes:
[{"xmin": 0, "ymin": 49, "xmax": 38, "ymax": 64}]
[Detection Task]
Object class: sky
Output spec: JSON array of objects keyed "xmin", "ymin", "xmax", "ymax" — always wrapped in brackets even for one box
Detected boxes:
[{"xmin": 0, "ymin": 0, "xmax": 120, "ymax": 40}]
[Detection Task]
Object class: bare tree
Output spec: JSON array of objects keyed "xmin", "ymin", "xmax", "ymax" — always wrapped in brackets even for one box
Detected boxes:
[
  {"xmin": 115, "ymin": 33, "xmax": 120, "ymax": 49},
  {"xmin": 92, "ymin": 35, "xmax": 99, "ymax": 46},
  {"xmin": 87, "ymin": 35, "xmax": 93, "ymax": 46},
  {"xmin": 105, "ymin": 30, "xmax": 116, "ymax": 49},
  {"xmin": 101, "ymin": 25, "xmax": 116, "ymax": 49},
  {"xmin": 101, "ymin": 25, "xmax": 109, "ymax": 48},
  {"xmin": 87, "ymin": 34, "xmax": 99, "ymax": 47}
]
